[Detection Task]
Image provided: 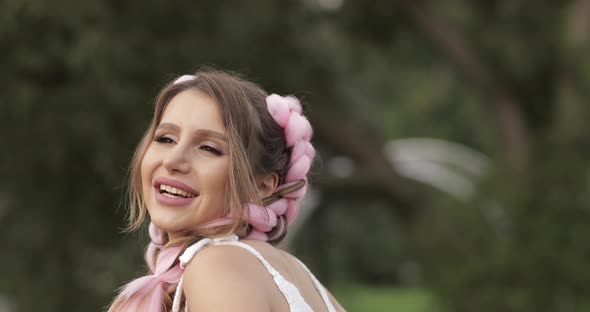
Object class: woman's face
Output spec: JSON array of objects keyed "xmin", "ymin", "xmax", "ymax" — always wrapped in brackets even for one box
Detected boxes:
[{"xmin": 141, "ymin": 89, "xmax": 230, "ymax": 240}]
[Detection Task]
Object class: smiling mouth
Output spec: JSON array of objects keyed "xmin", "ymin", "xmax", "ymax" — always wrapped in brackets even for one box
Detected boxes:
[{"xmin": 158, "ymin": 184, "xmax": 197, "ymax": 199}]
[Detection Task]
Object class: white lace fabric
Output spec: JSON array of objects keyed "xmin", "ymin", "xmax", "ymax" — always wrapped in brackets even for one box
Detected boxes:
[{"xmin": 171, "ymin": 235, "xmax": 336, "ymax": 312}]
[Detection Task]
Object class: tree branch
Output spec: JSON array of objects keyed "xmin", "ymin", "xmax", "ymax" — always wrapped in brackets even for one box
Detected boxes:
[{"xmin": 398, "ymin": 0, "xmax": 529, "ymax": 170}]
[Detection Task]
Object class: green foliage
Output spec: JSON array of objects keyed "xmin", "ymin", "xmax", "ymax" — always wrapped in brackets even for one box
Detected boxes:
[
  {"xmin": 415, "ymin": 147, "xmax": 590, "ymax": 312},
  {"xmin": 294, "ymin": 199, "xmax": 406, "ymax": 285},
  {"xmin": 333, "ymin": 285, "xmax": 433, "ymax": 312},
  {"xmin": 407, "ymin": 2, "xmax": 590, "ymax": 311}
]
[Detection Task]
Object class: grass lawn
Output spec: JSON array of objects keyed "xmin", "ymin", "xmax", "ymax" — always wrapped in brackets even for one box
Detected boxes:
[{"xmin": 332, "ymin": 285, "xmax": 433, "ymax": 312}]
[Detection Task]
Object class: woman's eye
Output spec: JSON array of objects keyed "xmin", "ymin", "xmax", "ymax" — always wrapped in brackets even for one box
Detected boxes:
[
  {"xmin": 199, "ymin": 145, "xmax": 222, "ymax": 156},
  {"xmin": 155, "ymin": 136, "xmax": 175, "ymax": 144}
]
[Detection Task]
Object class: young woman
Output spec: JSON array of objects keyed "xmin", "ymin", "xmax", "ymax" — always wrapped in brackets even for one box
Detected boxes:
[{"xmin": 108, "ymin": 69, "xmax": 346, "ymax": 311}]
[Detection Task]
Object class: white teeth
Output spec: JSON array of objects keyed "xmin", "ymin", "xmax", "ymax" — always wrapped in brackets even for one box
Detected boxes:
[{"xmin": 158, "ymin": 184, "xmax": 195, "ymax": 198}]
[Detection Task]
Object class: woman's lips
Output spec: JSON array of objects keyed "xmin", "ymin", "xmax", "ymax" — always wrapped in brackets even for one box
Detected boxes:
[
  {"xmin": 153, "ymin": 177, "xmax": 198, "ymax": 206},
  {"xmin": 153, "ymin": 177, "xmax": 198, "ymax": 194},
  {"xmin": 155, "ymin": 189, "xmax": 196, "ymax": 206}
]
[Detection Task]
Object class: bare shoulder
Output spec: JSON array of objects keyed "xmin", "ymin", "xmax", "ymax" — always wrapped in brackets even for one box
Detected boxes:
[
  {"xmin": 182, "ymin": 241, "xmax": 347, "ymax": 312},
  {"xmin": 182, "ymin": 244, "xmax": 272, "ymax": 311}
]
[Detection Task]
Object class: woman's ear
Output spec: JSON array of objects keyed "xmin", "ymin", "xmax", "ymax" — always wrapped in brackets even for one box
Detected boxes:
[{"xmin": 257, "ymin": 172, "xmax": 279, "ymax": 198}]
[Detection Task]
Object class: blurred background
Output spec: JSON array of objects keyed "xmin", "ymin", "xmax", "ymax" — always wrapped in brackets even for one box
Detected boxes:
[{"xmin": 2, "ymin": 0, "xmax": 590, "ymax": 311}]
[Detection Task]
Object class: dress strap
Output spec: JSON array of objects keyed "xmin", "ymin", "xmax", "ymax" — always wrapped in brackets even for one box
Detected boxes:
[
  {"xmin": 171, "ymin": 235, "xmax": 239, "ymax": 312},
  {"xmin": 294, "ymin": 258, "xmax": 337, "ymax": 312}
]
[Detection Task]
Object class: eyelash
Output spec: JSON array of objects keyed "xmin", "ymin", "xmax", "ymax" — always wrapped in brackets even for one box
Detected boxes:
[
  {"xmin": 155, "ymin": 136, "xmax": 174, "ymax": 144},
  {"xmin": 154, "ymin": 135, "xmax": 223, "ymax": 156},
  {"xmin": 199, "ymin": 145, "xmax": 222, "ymax": 156}
]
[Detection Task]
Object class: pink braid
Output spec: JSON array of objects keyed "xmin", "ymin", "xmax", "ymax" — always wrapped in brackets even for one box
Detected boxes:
[
  {"xmin": 243, "ymin": 94, "xmax": 315, "ymax": 240},
  {"xmin": 111, "ymin": 223, "xmax": 183, "ymax": 311}
]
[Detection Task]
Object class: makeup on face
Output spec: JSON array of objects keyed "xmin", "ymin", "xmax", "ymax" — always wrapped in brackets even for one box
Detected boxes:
[{"xmin": 141, "ymin": 89, "xmax": 231, "ymax": 237}]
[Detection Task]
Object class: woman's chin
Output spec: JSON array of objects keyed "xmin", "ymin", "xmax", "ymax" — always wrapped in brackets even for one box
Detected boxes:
[
  {"xmin": 147, "ymin": 198, "xmax": 224, "ymax": 238},
  {"xmin": 148, "ymin": 208, "xmax": 187, "ymax": 234}
]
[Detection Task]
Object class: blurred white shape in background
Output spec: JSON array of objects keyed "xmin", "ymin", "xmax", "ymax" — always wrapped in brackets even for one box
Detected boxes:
[
  {"xmin": 384, "ymin": 138, "xmax": 490, "ymax": 200},
  {"xmin": 283, "ymin": 138, "xmax": 496, "ymax": 246},
  {"xmin": 385, "ymin": 138, "xmax": 509, "ymax": 235},
  {"xmin": 316, "ymin": 0, "xmax": 344, "ymax": 11}
]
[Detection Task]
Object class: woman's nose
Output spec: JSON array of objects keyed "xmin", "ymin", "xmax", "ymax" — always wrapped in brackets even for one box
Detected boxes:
[{"xmin": 162, "ymin": 145, "xmax": 191, "ymax": 173}]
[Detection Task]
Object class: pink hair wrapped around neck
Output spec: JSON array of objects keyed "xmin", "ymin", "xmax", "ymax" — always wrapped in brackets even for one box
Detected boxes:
[
  {"xmin": 113, "ymin": 223, "xmax": 183, "ymax": 311},
  {"xmin": 111, "ymin": 76, "xmax": 315, "ymax": 311}
]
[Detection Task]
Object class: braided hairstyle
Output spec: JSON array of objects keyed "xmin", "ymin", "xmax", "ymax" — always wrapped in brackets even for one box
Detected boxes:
[{"xmin": 107, "ymin": 68, "xmax": 315, "ymax": 311}]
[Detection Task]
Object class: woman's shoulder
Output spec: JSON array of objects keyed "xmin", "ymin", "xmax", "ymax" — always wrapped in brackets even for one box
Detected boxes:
[
  {"xmin": 183, "ymin": 238, "xmax": 296, "ymax": 281},
  {"xmin": 183, "ymin": 239, "xmax": 279, "ymax": 282},
  {"xmin": 182, "ymin": 241, "xmax": 276, "ymax": 310},
  {"xmin": 182, "ymin": 239, "xmax": 347, "ymax": 312}
]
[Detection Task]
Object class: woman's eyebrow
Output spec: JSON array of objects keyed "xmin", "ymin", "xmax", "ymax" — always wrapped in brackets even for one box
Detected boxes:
[
  {"xmin": 156, "ymin": 122, "xmax": 180, "ymax": 132},
  {"xmin": 156, "ymin": 123, "xmax": 227, "ymax": 142},
  {"xmin": 195, "ymin": 129, "xmax": 227, "ymax": 142}
]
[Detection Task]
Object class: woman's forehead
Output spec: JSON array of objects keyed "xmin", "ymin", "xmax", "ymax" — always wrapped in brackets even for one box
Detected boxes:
[{"xmin": 160, "ymin": 89, "xmax": 226, "ymax": 136}]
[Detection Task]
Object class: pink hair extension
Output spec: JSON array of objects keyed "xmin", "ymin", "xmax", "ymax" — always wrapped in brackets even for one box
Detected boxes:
[
  {"xmin": 242, "ymin": 93, "xmax": 315, "ymax": 240},
  {"xmin": 112, "ymin": 222, "xmax": 183, "ymax": 311}
]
